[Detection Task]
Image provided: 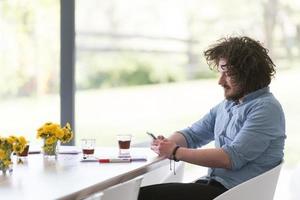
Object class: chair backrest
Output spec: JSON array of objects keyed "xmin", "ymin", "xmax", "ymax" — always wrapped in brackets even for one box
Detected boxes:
[
  {"xmin": 83, "ymin": 192, "xmax": 103, "ymax": 200},
  {"xmin": 141, "ymin": 161, "xmax": 185, "ymax": 187},
  {"xmin": 96, "ymin": 193, "xmax": 103, "ymax": 200},
  {"xmin": 101, "ymin": 176, "xmax": 143, "ymax": 200},
  {"xmin": 214, "ymin": 161, "xmax": 283, "ymax": 200}
]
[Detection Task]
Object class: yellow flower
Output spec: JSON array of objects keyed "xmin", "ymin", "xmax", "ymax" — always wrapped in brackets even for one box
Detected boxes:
[
  {"xmin": 45, "ymin": 136, "xmax": 57, "ymax": 145},
  {"xmin": 43, "ymin": 126, "xmax": 52, "ymax": 135},
  {"xmin": 55, "ymin": 128, "xmax": 64, "ymax": 139},
  {"xmin": 49, "ymin": 123, "xmax": 60, "ymax": 132},
  {"xmin": 36, "ymin": 122, "xmax": 73, "ymax": 150},
  {"xmin": 0, "ymin": 149, "xmax": 5, "ymax": 159},
  {"xmin": 18, "ymin": 136, "xmax": 27, "ymax": 145},
  {"xmin": 7, "ymin": 136, "xmax": 17, "ymax": 145},
  {"xmin": 13, "ymin": 144, "xmax": 22, "ymax": 153},
  {"xmin": 61, "ymin": 127, "xmax": 73, "ymax": 143},
  {"xmin": 37, "ymin": 127, "xmax": 44, "ymax": 138},
  {"xmin": 0, "ymin": 135, "xmax": 28, "ymax": 171}
]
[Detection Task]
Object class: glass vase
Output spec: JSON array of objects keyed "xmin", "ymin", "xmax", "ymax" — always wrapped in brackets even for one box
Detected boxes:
[
  {"xmin": 0, "ymin": 151, "xmax": 13, "ymax": 175},
  {"xmin": 43, "ymin": 140, "xmax": 59, "ymax": 159},
  {"xmin": 0, "ymin": 164, "xmax": 13, "ymax": 175}
]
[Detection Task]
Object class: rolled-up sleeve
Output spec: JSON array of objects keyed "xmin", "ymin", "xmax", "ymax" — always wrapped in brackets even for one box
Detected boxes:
[
  {"xmin": 222, "ymin": 102, "xmax": 286, "ymax": 170},
  {"xmin": 179, "ymin": 105, "xmax": 218, "ymax": 148}
]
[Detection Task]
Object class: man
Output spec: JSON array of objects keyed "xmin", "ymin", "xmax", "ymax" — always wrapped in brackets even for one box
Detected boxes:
[{"xmin": 138, "ymin": 36, "xmax": 286, "ymax": 200}]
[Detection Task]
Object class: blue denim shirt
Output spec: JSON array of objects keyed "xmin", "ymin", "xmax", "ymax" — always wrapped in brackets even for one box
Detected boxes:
[{"xmin": 180, "ymin": 87, "xmax": 286, "ymax": 189}]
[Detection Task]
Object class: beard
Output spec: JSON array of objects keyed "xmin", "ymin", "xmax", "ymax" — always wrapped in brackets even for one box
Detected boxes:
[{"xmin": 223, "ymin": 85, "xmax": 244, "ymax": 102}]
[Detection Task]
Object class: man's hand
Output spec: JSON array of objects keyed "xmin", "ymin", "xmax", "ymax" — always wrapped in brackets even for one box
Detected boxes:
[
  {"xmin": 150, "ymin": 134, "xmax": 231, "ymax": 169},
  {"xmin": 151, "ymin": 137, "xmax": 177, "ymax": 159}
]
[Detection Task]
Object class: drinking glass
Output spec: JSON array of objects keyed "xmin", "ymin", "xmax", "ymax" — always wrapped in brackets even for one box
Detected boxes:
[
  {"xmin": 117, "ymin": 134, "xmax": 132, "ymax": 156},
  {"xmin": 81, "ymin": 139, "xmax": 96, "ymax": 158}
]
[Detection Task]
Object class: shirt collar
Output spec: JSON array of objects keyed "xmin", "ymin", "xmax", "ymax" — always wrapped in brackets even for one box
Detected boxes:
[
  {"xmin": 241, "ymin": 87, "xmax": 270, "ymax": 103},
  {"xmin": 224, "ymin": 87, "xmax": 270, "ymax": 110}
]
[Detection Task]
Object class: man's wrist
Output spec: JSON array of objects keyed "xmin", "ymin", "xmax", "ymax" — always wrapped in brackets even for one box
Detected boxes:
[{"xmin": 172, "ymin": 145, "xmax": 180, "ymax": 162}]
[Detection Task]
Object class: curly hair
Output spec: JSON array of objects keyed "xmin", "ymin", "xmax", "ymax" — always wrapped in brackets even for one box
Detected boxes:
[{"xmin": 204, "ymin": 36, "xmax": 276, "ymax": 95}]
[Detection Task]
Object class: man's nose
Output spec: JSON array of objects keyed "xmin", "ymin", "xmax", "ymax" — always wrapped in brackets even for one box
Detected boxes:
[{"xmin": 218, "ymin": 73, "xmax": 226, "ymax": 85}]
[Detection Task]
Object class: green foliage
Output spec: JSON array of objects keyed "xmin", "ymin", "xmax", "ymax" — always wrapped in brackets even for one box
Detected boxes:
[
  {"xmin": 76, "ymin": 53, "xmax": 186, "ymax": 90},
  {"xmin": 194, "ymin": 69, "xmax": 217, "ymax": 79},
  {"xmin": 114, "ymin": 62, "xmax": 154, "ymax": 86},
  {"xmin": 2, "ymin": 0, "xmax": 300, "ymax": 98}
]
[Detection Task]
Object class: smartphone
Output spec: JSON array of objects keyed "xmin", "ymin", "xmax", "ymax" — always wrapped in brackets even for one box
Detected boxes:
[{"xmin": 146, "ymin": 132, "xmax": 157, "ymax": 140}]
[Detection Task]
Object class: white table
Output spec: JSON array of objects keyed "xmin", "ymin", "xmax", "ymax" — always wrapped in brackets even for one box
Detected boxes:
[{"xmin": 0, "ymin": 147, "xmax": 168, "ymax": 200}]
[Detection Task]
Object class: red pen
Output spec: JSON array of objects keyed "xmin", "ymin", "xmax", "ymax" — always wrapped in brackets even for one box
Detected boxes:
[
  {"xmin": 81, "ymin": 157, "xmax": 147, "ymax": 163},
  {"xmin": 99, "ymin": 158, "xmax": 131, "ymax": 163}
]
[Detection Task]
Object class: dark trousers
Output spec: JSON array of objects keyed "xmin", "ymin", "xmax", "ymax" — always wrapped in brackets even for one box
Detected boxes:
[{"xmin": 138, "ymin": 179, "xmax": 228, "ymax": 200}]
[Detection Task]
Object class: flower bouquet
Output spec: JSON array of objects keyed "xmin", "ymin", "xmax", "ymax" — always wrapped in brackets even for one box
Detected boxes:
[
  {"xmin": 37, "ymin": 122, "xmax": 73, "ymax": 157},
  {"xmin": 0, "ymin": 135, "xmax": 27, "ymax": 174}
]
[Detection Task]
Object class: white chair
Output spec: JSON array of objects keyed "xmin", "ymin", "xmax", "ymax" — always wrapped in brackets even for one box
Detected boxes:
[
  {"xmin": 83, "ymin": 176, "xmax": 143, "ymax": 200},
  {"xmin": 84, "ymin": 192, "xmax": 103, "ymax": 200},
  {"xmin": 101, "ymin": 176, "xmax": 143, "ymax": 200},
  {"xmin": 214, "ymin": 161, "xmax": 283, "ymax": 200},
  {"xmin": 141, "ymin": 161, "xmax": 185, "ymax": 187}
]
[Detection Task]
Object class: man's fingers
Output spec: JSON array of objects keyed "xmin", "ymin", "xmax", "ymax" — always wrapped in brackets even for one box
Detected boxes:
[{"xmin": 151, "ymin": 145, "xmax": 160, "ymax": 155}]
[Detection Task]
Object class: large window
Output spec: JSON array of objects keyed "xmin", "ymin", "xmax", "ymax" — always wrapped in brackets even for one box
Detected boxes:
[
  {"xmin": 0, "ymin": 1, "xmax": 60, "ymax": 144},
  {"xmin": 75, "ymin": 0, "xmax": 300, "ymax": 147},
  {"xmin": 75, "ymin": 1, "xmax": 300, "ymax": 199}
]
